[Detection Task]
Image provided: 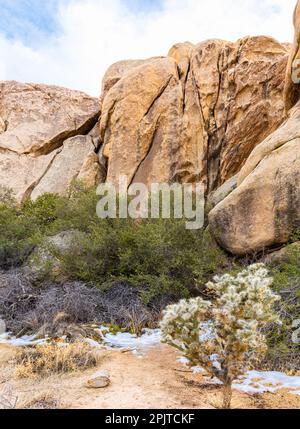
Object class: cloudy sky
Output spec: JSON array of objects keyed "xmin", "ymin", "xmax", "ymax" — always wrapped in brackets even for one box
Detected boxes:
[{"xmin": 0, "ymin": 0, "xmax": 296, "ymax": 96}]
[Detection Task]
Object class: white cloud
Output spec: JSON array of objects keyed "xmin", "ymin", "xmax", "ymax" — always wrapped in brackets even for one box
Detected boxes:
[{"xmin": 0, "ymin": 0, "xmax": 296, "ymax": 96}]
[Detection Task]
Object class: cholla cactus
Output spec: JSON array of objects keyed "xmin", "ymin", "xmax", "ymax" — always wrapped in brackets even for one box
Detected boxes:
[{"xmin": 160, "ymin": 264, "xmax": 281, "ymax": 409}]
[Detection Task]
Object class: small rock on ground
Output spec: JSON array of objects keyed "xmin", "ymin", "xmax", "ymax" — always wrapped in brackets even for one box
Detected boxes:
[{"xmin": 86, "ymin": 370, "xmax": 110, "ymax": 389}]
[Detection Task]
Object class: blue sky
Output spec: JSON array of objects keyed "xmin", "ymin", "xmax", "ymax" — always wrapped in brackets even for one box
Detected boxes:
[
  {"xmin": 0, "ymin": 0, "xmax": 61, "ymax": 43},
  {"xmin": 0, "ymin": 0, "xmax": 296, "ymax": 95},
  {"xmin": 0, "ymin": 0, "xmax": 162, "ymax": 44}
]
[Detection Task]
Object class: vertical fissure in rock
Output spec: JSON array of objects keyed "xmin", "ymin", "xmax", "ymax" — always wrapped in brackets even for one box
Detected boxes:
[
  {"xmin": 206, "ymin": 40, "xmax": 246, "ymax": 194},
  {"xmin": 144, "ymin": 75, "xmax": 174, "ymax": 118},
  {"xmin": 130, "ymin": 119, "xmax": 161, "ymax": 187},
  {"xmin": 206, "ymin": 47, "xmax": 225, "ymax": 195},
  {"xmin": 21, "ymin": 148, "xmax": 63, "ymax": 203},
  {"xmin": 182, "ymin": 59, "xmax": 191, "ymax": 113},
  {"xmin": 129, "ymin": 76, "xmax": 176, "ymax": 186}
]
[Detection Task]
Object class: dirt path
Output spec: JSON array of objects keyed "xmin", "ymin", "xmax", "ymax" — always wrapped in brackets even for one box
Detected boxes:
[{"xmin": 1, "ymin": 344, "xmax": 300, "ymax": 409}]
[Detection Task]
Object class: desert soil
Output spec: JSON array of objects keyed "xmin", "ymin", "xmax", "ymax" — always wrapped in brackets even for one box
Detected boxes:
[{"xmin": 0, "ymin": 343, "xmax": 299, "ymax": 410}]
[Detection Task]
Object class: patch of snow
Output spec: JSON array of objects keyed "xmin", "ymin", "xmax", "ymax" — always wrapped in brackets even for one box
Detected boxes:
[
  {"xmin": 0, "ymin": 333, "xmax": 47, "ymax": 347},
  {"xmin": 177, "ymin": 355, "xmax": 300, "ymax": 396},
  {"xmin": 2, "ymin": 325, "xmax": 299, "ymax": 398},
  {"xmin": 199, "ymin": 322, "xmax": 215, "ymax": 342},
  {"xmin": 0, "ymin": 327, "xmax": 162, "ymax": 352},
  {"xmin": 233, "ymin": 371, "xmax": 300, "ymax": 395},
  {"xmin": 177, "ymin": 356, "xmax": 189, "ymax": 366},
  {"xmin": 177, "ymin": 356, "xmax": 205, "ymax": 374},
  {"xmin": 192, "ymin": 367, "xmax": 206, "ymax": 374},
  {"xmin": 102, "ymin": 329, "xmax": 162, "ymax": 352}
]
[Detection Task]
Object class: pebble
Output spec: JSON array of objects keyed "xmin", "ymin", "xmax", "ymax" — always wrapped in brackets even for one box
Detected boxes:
[{"xmin": 86, "ymin": 370, "xmax": 110, "ymax": 389}]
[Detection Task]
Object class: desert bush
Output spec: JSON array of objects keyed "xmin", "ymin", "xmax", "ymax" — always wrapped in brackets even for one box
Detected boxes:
[
  {"xmin": 14, "ymin": 342, "xmax": 101, "ymax": 378},
  {"xmin": 22, "ymin": 193, "xmax": 65, "ymax": 232},
  {"xmin": 262, "ymin": 246, "xmax": 300, "ymax": 373},
  {"xmin": 0, "ymin": 184, "xmax": 230, "ymax": 336},
  {"xmin": 24, "ymin": 186, "xmax": 229, "ymax": 302},
  {"xmin": 0, "ymin": 191, "xmax": 78, "ymax": 270},
  {"xmin": 0, "ymin": 185, "xmax": 229, "ymax": 303},
  {"xmin": 0, "ymin": 191, "xmax": 68, "ymax": 269},
  {"xmin": 0, "ymin": 205, "xmax": 38, "ymax": 269},
  {"xmin": 0, "ymin": 271, "xmax": 175, "ymax": 336},
  {"xmin": 161, "ymin": 264, "xmax": 281, "ymax": 409},
  {"xmin": 53, "ymin": 217, "xmax": 228, "ymax": 299}
]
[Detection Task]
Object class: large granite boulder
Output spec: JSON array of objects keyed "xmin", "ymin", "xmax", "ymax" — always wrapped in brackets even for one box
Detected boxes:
[
  {"xmin": 209, "ymin": 101, "xmax": 300, "ymax": 255},
  {"xmin": 209, "ymin": 3, "xmax": 300, "ymax": 256},
  {"xmin": 0, "ymin": 81, "xmax": 101, "ymax": 202},
  {"xmin": 284, "ymin": 0, "xmax": 300, "ymax": 111},
  {"xmin": 100, "ymin": 36, "xmax": 288, "ymax": 194}
]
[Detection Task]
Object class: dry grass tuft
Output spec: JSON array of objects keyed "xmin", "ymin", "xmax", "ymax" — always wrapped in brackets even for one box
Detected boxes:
[
  {"xmin": 14, "ymin": 342, "xmax": 103, "ymax": 379},
  {"xmin": 22, "ymin": 393, "xmax": 61, "ymax": 409}
]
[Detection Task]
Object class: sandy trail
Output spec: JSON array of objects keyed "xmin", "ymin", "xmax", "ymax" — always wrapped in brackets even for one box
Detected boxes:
[{"xmin": 0, "ymin": 344, "xmax": 300, "ymax": 409}]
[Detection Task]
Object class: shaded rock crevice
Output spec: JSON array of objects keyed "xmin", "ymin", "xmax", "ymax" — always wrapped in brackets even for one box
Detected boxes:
[
  {"xmin": 32, "ymin": 110, "xmax": 100, "ymax": 157},
  {"xmin": 21, "ymin": 148, "xmax": 62, "ymax": 203}
]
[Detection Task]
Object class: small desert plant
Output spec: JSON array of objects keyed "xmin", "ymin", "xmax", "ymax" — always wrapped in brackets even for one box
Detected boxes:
[
  {"xmin": 22, "ymin": 393, "xmax": 61, "ymax": 409},
  {"xmin": 14, "ymin": 342, "xmax": 102, "ymax": 378},
  {"xmin": 263, "ymin": 246, "xmax": 300, "ymax": 373},
  {"xmin": 0, "ymin": 186, "xmax": 16, "ymax": 208},
  {"xmin": 160, "ymin": 264, "xmax": 281, "ymax": 409},
  {"xmin": 0, "ymin": 386, "xmax": 18, "ymax": 409}
]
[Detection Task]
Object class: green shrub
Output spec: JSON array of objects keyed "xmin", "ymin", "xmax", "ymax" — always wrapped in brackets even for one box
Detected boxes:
[
  {"xmin": 289, "ymin": 229, "xmax": 300, "ymax": 243},
  {"xmin": 0, "ymin": 185, "xmax": 16, "ymax": 207},
  {"xmin": 0, "ymin": 184, "xmax": 229, "ymax": 303},
  {"xmin": 0, "ymin": 204, "xmax": 37, "ymax": 268},
  {"xmin": 0, "ymin": 192, "xmax": 65, "ymax": 269},
  {"xmin": 1, "ymin": 184, "xmax": 299, "ymax": 376},
  {"xmin": 262, "ymin": 246, "xmax": 300, "ymax": 373},
  {"xmin": 54, "ymin": 217, "xmax": 228, "ymax": 300},
  {"xmin": 22, "ymin": 194, "xmax": 65, "ymax": 232}
]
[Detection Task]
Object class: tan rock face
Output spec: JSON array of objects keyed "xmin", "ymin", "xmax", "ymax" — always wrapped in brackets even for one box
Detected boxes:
[
  {"xmin": 209, "ymin": 4, "xmax": 300, "ymax": 256},
  {"xmin": 238, "ymin": 101, "xmax": 300, "ymax": 184},
  {"xmin": 30, "ymin": 136, "xmax": 98, "ymax": 200},
  {"xmin": 0, "ymin": 36, "xmax": 290, "ymax": 205},
  {"xmin": 284, "ymin": 0, "xmax": 300, "ymax": 111},
  {"xmin": 207, "ymin": 175, "xmax": 238, "ymax": 209},
  {"xmin": 101, "ymin": 59, "xmax": 160, "ymax": 102},
  {"xmin": 100, "ymin": 37, "xmax": 288, "ymax": 193},
  {"xmin": 209, "ymin": 101, "xmax": 300, "ymax": 255},
  {"xmin": 100, "ymin": 57, "xmax": 183, "ymax": 187},
  {"xmin": 0, "ymin": 150, "xmax": 58, "ymax": 203},
  {"xmin": 0, "ymin": 81, "xmax": 101, "ymax": 202}
]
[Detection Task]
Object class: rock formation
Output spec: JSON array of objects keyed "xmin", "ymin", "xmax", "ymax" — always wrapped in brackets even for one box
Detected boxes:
[
  {"xmin": 284, "ymin": 0, "xmax": 300, "ymax": 111},
  {"xmin": 0, "ymin": 15, "xmax": 299, "ymax": 257},
  {"xmin": 0, "ymin": 37, "xmax": 288, "ymax": 204},
  {"xmin": 0, "ymin": 81, "xmax": 101, "ymax": 202},
  {"xmin": 100, "ymin": 36, "xmax": 288, "ymax": 195},
  {"xmin": 209, "ymin": 1, "xmax": 300, "ymax": 255},
  {"xmin": 209, "ymin": 107, "xmax": 300, "ymax": 255}
]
